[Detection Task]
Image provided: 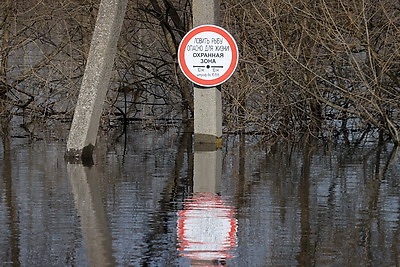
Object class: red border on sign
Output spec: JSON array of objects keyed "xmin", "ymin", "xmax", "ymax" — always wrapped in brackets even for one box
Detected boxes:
[{"xmin": 178, "ymin": 25, "xmax": 239, "ymax": 87}]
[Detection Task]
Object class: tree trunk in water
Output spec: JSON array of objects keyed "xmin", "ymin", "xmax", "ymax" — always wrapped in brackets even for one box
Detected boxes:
[
  {"xmin": 0, "ymin": 0, "xmax": 11, "ymax": 119},
  {"xmin": 0, "ymin": 0, "xmax": 11, "ymax": 78}
]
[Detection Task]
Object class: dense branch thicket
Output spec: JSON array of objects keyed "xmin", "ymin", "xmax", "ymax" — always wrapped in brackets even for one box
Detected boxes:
[
  {"xmin": 0, "ymin": 0, "xmax": 399, "ymax": 145},
  {"xmin": 223, "ymin": 0, "xmax": 400, "ymax": 144}
]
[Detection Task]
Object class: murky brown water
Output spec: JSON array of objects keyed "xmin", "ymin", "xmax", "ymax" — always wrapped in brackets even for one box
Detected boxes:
[{"xmin": 1, "ymin": 127, "xmax": 400, "ymax": 266}]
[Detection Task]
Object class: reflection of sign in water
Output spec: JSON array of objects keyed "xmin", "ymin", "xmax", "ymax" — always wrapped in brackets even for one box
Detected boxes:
[
  {"xmin": 178, "ymin": 25, "xmax": 239, "ymax": 87},
  {"xmin": 177, "ymin": 193, "xmax": 237, "ymax": 262}
]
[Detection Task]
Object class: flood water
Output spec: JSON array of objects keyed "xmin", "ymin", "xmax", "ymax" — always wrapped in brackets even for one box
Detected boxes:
[{"xmin": 1, "ymin": 126, "xmax": 400, "ymax": 266}]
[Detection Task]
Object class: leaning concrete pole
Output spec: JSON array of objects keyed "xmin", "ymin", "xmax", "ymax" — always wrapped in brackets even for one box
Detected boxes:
[
  {"xmin": 192, "ymin": 0, "xmax": 222, "ymax": 148},
  {"xmin": 66, "ymin": 0, "xmax": 128, "ymax": 161}
]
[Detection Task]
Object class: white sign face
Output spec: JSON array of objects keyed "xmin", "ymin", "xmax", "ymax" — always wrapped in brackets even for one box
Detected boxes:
[{"xmin": 178, "ymin": 25, "xmax": 239, "ymax": 87}]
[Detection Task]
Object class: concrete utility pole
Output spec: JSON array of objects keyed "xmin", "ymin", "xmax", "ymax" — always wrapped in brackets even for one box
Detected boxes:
[
  {"xmin": 66, "ymin": 0, "xmax": 128, "ymax": 162},
  {"xmin": 192, "ymin": 0, "xmax": 222, "ymax": 148}
]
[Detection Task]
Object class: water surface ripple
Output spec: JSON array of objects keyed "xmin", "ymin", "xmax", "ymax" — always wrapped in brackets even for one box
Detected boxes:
[{"xmin": 1, "ymin": 130, "xmax": 399, "ymax": 266}]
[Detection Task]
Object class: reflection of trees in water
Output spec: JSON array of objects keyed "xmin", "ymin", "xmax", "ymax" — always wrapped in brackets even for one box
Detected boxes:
[
  {"xmin": 1, "ymin": 124, "xmax": 21, "ymax": 266},
  {"xmin": 137, "ymin": 130, "xmax": 193, "ymax": 265},
  {"xmin": 0, "ymin": 128, "xmax": 399, "ymax": 265},
  {"xmin": 225, "ymin": 134, "xmax": 400, "ymax": 266}
]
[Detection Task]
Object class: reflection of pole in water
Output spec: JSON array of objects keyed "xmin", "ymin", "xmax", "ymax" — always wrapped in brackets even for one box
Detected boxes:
[
  {"xmin": 67, "ymin": 164, "xmax": 116, "ymax": 267},
  {"xmin": 193, "ymin": 149, "xmax": 222, "ymax": 193},
  {"xmin": 177, "ymin": 148, "xmax": 238, "ymax": 265}
]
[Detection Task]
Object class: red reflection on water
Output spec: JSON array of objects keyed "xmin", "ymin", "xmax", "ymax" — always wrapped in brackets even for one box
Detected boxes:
[{"xmin": 177, "ymin": 193, "xmax": 238, "ymax": 264}]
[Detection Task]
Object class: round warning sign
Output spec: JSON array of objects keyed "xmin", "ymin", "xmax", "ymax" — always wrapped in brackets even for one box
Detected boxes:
[{"xmin": 178, "ymin": 25, "xmax": 239, "ymax": 87}]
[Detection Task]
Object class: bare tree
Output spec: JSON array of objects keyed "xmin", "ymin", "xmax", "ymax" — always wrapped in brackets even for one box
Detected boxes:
[
  {"xmin": 223, "ymin": 0, "xmax": 400, "ymax": 144},
  {"xmin": 0, "ymin": 0, "xmax": 399, "ymax": 145}
]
